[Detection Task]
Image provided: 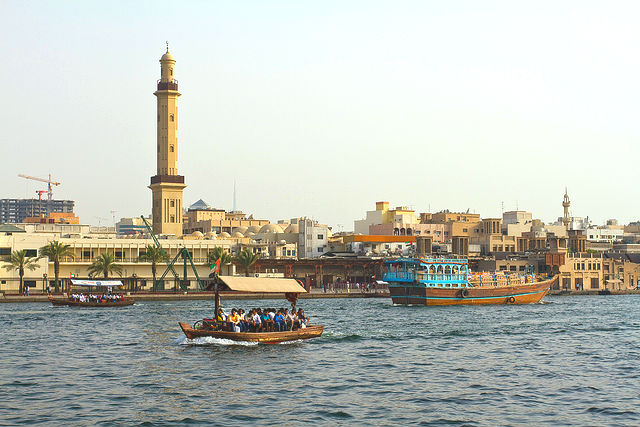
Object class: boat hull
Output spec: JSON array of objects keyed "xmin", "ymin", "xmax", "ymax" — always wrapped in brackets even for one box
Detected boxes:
[
  {"xmin": 49, "ymin": 297, "xmax": 135, "ymax": 307},
  {"xmin": 179, "ymin": 322, "xmax": 324, "ymax": 343},
  {"xmin": 389, "ymin": 276, "xmax": 555, "ymax": 306}
]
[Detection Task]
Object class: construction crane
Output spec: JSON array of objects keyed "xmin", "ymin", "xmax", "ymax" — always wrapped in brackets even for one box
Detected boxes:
[
  {"xmin": 18, "ymin": 174, "xmax": 61, "ymax": 201},
  {"xmin": 140, "ymin": 215, "xmax": 204, "ymax": 291}
]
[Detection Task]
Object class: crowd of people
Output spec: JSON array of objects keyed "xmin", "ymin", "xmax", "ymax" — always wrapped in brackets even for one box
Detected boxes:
[
  {"xmin": 69, "ymin": 293, "xmax": 125, "ymax": 303},
  {"xmin": 209, "ymin": 307, "xmax": 309, "ymax": 333}
]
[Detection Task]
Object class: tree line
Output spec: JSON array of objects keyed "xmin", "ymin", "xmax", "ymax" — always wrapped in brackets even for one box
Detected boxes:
[{"xmin": 1, "ymin": 241, "xmax": 261, "ymax": 294}]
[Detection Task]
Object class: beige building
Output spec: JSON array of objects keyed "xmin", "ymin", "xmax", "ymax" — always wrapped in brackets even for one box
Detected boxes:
[
  {"xmin": 0, "ymin": 223, "xmax": 240, "ymax": 292},
  {"xmin": 149, "ymin": 46, "xmax": 186, "ymax": 237},
  {"xmin": 183, "ymin": 200, "xmax": 269, "ymax": 235}
]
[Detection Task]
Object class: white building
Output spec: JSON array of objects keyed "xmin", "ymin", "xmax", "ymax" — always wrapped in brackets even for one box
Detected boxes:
[
  {"xmin": 586, "ymin": 226, "xmax": 624, "ymax": 243},
  {"xmin": 297, "ymin": 218, "xmax": 329, "ymax": 258}
]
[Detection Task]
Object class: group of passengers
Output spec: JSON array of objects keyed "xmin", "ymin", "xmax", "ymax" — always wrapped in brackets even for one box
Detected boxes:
[
  {"xmin": 213, "ymin": 307, "xmax": 309, "ymax": 333},
  {"xmin": 69, "ymin": 293, "xmax": 124, "ymax": 303}
]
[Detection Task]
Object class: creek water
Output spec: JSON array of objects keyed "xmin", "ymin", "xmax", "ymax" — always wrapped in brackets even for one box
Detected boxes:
[{"xmin": 1, "ymin": 295, "xmax": 639, "ymax": 426}]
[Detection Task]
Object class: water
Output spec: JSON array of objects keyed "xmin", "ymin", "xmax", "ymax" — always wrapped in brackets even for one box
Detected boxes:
[{"xmin": 1, "ymin": 295, "xmax": 639, "ymax": 426}]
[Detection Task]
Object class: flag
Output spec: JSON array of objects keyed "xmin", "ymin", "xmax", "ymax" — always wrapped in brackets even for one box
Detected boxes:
[{"xmin": 210, "ymin": 258, "xmax": 221, "ymax": 274}]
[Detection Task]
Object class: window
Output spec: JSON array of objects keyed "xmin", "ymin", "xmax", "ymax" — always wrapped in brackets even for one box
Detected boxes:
[
  {"xmin": 317, "ymin": 234, "xmax": 324, "ymax": 240},
  {"xmin": 24, "ymin": 249, "xmax": 38, "ymax": 257},
  {"xmin": 170, "ymin": 215, "xmax": 175, "ymax": 223},
  {"xmin": 170, "ymin": 145, "xmax": 174, "ymax": 152},
  {"xmin": 170, "ymin": 114, "xmax": 174, "ymax": 122},
  {"xmin": 318, "ymin": 247, "xmax": 324, "ymax": 253},
  {"xmin": 463, "ymin": 228, "xmax": 468, "ymax": 232},
  {"xmin": 0, "ymin": 248, "xmax": 10, "ymax": 256},
  {"xmin": 292, "ymin": 250, "xmax": 296, "ymax": 256},
  {"xmin": 115, "ymin": 251, "xmax": 123, "ymax": 259},
  {"xmin": 170, "ymin": 200, "xmax": 175, "ymax": 207},
  {"xmin": 509, "ymin": 266, "xmax": 517, "ymax": 271}
]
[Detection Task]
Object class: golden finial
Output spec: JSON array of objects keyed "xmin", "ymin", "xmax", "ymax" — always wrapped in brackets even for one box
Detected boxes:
[{"xmin": 166, "ymin": 41, "xmax": 169, "ymax": 53}]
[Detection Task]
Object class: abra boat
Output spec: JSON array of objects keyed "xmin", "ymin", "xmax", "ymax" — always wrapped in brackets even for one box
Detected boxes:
[
  {"xmin": 49, "ymin": 279, "xmax": 135, "ymax": 307},
  {"xmin": 384, "ymin": 257, "xmax": 554, "ymax": 306},
  {"xmin": 179, "ymin": 276, "xmax": 324, "ymax": 344}
]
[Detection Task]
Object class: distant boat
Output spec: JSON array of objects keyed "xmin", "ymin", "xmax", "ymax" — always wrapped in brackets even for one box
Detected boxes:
[
  {"xmin": 49, "ymin": 279, "xmax": 135, "ymax": 307},
  {"xmin": 384, "ymin": 257, "xmax": 554, "ymax": 306},
  {"xmin": 179, "ymin": 276, "xmax": 323, "ymax": 344}
]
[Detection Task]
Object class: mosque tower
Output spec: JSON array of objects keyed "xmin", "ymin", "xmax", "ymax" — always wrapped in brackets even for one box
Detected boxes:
[
  {"xmin": 562, "ymin": 188, "xmax": 571, "ymax": 229},
  {"xmin": 148, "ymin": 43, "xmax": 186, "ymax": 236}
]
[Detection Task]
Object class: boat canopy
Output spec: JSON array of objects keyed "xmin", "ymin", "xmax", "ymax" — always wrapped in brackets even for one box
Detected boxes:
[
  {"xmin": 70, "ymin": 280, "xmax": 124, "ymax": 287},
  {"xmin": 218, "ymin": 276, "xmax": 307, "ymax": 293}
]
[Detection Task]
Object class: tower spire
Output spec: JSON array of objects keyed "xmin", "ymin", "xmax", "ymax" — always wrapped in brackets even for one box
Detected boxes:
[
  {"xmin": 166, "ymin": 41, "xmax": 169, "ymax": 53},
  {"xmin": 562, "ymin": 188, "xmax": 571, "ymax": 229},
  {"xmin": 233, "ymin": 180, "xmax": 237, "ymax": 212}
]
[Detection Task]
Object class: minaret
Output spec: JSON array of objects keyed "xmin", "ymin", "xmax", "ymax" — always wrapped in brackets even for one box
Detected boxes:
[
  {"xmin": 148, "ymin": 43, "xmax": 186, "ymax": 236},
  {"xmin": 562, "ymin": 188, "xmax": 571, "ymax": 229}
]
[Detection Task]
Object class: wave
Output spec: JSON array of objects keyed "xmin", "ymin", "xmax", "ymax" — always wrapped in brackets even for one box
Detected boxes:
[{"xmin": 174, "ymin": 335, "xmax": 258, "ymax": 346}]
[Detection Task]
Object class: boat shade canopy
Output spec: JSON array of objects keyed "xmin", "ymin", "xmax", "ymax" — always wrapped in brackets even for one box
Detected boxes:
[
  {"xmin": 71, "ymin": 280, "xmax": 124, "ymax": 287},
  {"xmin": 218, "ymin": 276, "xmax": 306, "ymax": 293}
]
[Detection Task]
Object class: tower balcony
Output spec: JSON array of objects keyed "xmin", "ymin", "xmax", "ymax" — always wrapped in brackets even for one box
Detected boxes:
[
  {"xmin": 150, "ymin": 175, "xmax": 185, "ymax": 185},
  {"xmin": 157, "ymin": 79, "xmax": 179, "ymax": 90}
]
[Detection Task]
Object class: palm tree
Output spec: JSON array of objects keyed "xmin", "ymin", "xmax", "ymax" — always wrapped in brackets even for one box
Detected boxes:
[
  {"xmin": 207, "ymin": 247, "xmax": 232, "ymax": 273},
  {"xmin": 40, "ymin": 241, "xmax": 74, "ymax": 293},
  {"xmin": 2, "ymin": 250, "xmax": 40, "ymax": 295},
  {"xmin": 87, "ymin": 253, "xmax": 123, "ymax": 279},
  {"xmin": 138, "ymin": 245, "xmax": 168, "ymax": 289},
  {"xmin": 234, "ymin": 248, "xmax": 260, "ymax": 277}
]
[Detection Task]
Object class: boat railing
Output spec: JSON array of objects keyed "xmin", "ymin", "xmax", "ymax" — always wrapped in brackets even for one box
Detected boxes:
[
  {"xmin": 384, "ymin": 271, "xmax": 415, "ymax": 281},
  {"xmin": 467, "ymin": 273, "xmax": 537, "ymax": 287}
]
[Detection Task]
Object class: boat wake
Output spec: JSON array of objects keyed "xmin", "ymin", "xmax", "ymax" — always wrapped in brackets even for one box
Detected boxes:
[{"xmin": 174, "ymin": 336, "xmax": 258, "ymax": 346}]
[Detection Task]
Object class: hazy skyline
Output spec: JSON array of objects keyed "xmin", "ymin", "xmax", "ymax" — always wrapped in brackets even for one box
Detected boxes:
[{"xmin": 2, "ymin": 1, "xmax": 639, "ymax": 229}]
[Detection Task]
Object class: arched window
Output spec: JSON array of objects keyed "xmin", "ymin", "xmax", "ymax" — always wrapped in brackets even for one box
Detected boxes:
[
  {"xmin": 407, "ymin": 228, "xmax": 412, "ymax": 236},
  {"xmin": 170, "ymin": 114, "xmax": 174, "ymax": 122},
  {"xmin": 170, "ymin": 145, "xmax": 174, "ymax": 152}
]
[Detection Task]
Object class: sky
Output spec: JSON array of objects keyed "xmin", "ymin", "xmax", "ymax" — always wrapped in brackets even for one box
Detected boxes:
[{"xmin": 1, "ymin": 1, "xmax": 639, "ymax": 230}]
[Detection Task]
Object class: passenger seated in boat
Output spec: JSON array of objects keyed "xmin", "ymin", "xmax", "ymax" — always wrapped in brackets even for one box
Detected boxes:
[
  {"xmin": 238, "ymin": 309, "xmax": 248, "ymax": 332},
  {"xmin": 260, "ymin": 309, "xmax": 273, "ymax": 331},
  {"xmin": 284, "ymin": 309, "xmax": 296, "ymax": 331},
  {"xmin": 297, "ymin": 309, "xmax": 308, "ymax": 328},
  {"xmin": 248, "ymin": 309, "xmax": 261, "ymax": 332},
  {"xmin": 227, "ymin": 309, "xmax": 241, "ymax": 332},
  {"xmin": 273, "ymin": 309, "xmax": 286, "ymax": 331}
]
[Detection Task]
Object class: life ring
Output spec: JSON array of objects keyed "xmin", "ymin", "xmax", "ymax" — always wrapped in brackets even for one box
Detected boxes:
[
  {"xmin": 460, "ymin": 289, "xmax": 469, "ymax": 298},
  {"xmin": 507, "ymin": 296, "xmax": 516, "ymax": 304},
  {"xmin": 193, "ymin": 320, "xmax": 204, "ymax": 330}
]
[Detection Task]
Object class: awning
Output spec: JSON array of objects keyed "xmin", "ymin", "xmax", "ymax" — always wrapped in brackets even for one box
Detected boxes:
[
  {"xmin": 218, "ymin": 276, "xmax": 306, "ymax": 293},
  {"xmin": 71, "ymin": 280, "xmax": 124, "ymax": 287}
]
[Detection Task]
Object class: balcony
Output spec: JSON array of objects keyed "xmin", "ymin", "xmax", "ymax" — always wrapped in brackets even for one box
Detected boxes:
[
  {"xmin": 157, "ymin": 79, "xmax": 179, "ymax": 90},
  {"xmin": 150, "ymin": 175, "xmax": 185, "ymax": 185}
]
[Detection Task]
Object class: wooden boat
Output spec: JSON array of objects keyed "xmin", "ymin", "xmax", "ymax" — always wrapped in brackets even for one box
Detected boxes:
[
  {"xmin": 179, "ymin": 322, "xmax": 323, "ymax": 343},
  {"xmin": 49, "ymin": 296, "xmax": 135, "ymax": 307},
  {"xmin": 49, "ymin": 279, "xmax": 135, "ymax": 307},
  {"xmin": 384, "ymin": 257, "xmax": 554, "ymax": 306},
  {"xmin": 179, "ymin": 275, "xmax": 324, "ymax": 344}
]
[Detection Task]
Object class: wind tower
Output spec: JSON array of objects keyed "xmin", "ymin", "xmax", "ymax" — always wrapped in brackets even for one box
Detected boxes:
[
  {"xmin": 148, "ymin": 43, "xmax": 186, "ymax": 236},
  {"xmin": 562, "ymin": 188, "xmax": 571, "ymax": 229}
]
